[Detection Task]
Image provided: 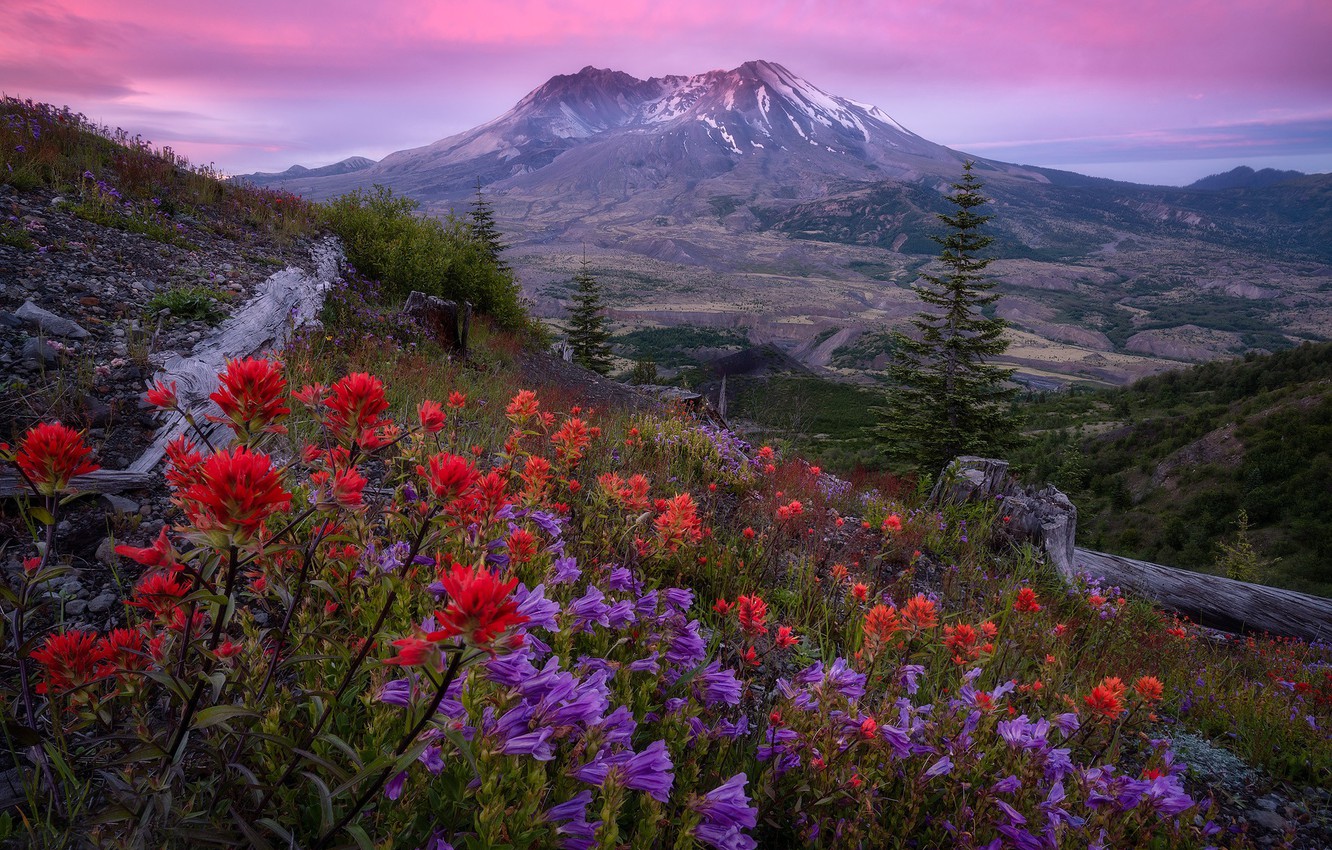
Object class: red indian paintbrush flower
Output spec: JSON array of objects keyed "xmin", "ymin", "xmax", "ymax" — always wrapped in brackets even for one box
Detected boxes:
[
  {"xmin": 14, "ymin": 422, "xmax": 99, "ymax": 496},
  {"xmin": 163, "ymin": 434, "xmax": 204, "ymax": 491},
  {"xmin": 180, "ymin": 446, "xmax": 291, "ymax": 544},
  {"xmin": 1134, "ymin": 675, "xmax": 1165, "ymax": 703},
  {"xmin": 901, "ymin": 594, "xmax": 938, "ymax": 632},
  {"xmin": 882, "ymin": 514, "xmax": 903, "ymax": 532},
  {"xmin": 31, "ymin": 630, "xmax": 107, "ymax": 696},
  {"xmin": 417, "ymin": 399, "xmax": 446, "ymax": 433},
  {"xmin": 654, "ymin": 493, "xmax": 703, "ymax": 553},
  {"xmin": 1084, "ymin": 685, "xmax": 1124, "ymax": 719},
  {"xmin": 1014, "ymin": 587, "xmax": 1042, "ymax": 613},
  {"xmin": 774, "ymin": 625, "xmax": 799, "ymax": 649},
  {"xmin": 431, "ymin": 561, "xmax": 527, "ymax": 649},
  {"xmin": 737, "ymin": 595, "xmax": 769, "ymax": 637},
  {"xmin": 144, "ymin": 379, "xmax": 178, "ymax": 411},
  {"xmin": 209, "ymin": 357, "xmax": 290, "ymax": 438},
  {"xmin": 96, "ymin": 628, "xmax": 151, "ymax": 682},
  {"xmin": 505, "ymin": 389, "xmax": 540, "ymax": 423},
  {"xmin": 418, "ymin": 452, "xmax": 479, "ymax": 503},
  {"xmin": 551, "ymin": 416, "xmax": 592, "ymax": 464},
  {"xmin": 324, "ymin": 372, "xmax": 390, "ymax": 448},
  {"xmin": 115, "ymin": 526, "xmax": 177, "ymax": 568},
  {"xmin": 129, "ymin": 569, "xmax": 192, "ymax": 618}
]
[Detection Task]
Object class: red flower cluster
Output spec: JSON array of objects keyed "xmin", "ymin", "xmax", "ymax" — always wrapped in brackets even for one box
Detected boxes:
[
  {"xmin": 418, "ymin": 452, "xmax": 480, "ymax": 505},
  {"xmin": 551, "ymin": 416, "xmax": 594, "ymax": 465},
  {"xmin": 30, "ymin": 630, "xmax": 106, "ymax": 696},
  {"xmin": 14, "ymin": 422, "xmax": 99, "ymax": 496},
  {"xmin": 1084, "ymin": 676, "xmax": 1127, "ymax": 719},
  {"xmin": 943, "ymin": 623, "xmax": 982, "ymax": 664},
  {"xmin": 1013, "ymin": 587, "xmax": 1042, "ymax": 613},
  {"xmin": 901, "ymin": 594, "xmax": 938, "ymax": 632},
  {"xmin": 323, "ymin": 372, "xmax": 391, "ymax": 449},
  {"xmin": 505, "ymin": 389, "xmax": 540, "ymax": 423},
  {"xmin": 654, "ymin": 493, "xmax": 703, "ymax": 553},
  {"xmin": 881, "ymin": 514, "xmax": 903, "ymax": 533},
  {"xmin": 433, "ymin": 561, "xmax": 528, "ymax": 649},
  {"xmin": 775, "ymin": 500, "xmax": 803, "ymax": 521},
  {"xmin": 598, "ymin": 473, "xmax": 652, "ymax": 512},
  {"xmin": 180, "ymin": 446, "xmax": 292, "ymax": 544},
  {"xmin": 417, "ymin": 399, "xmax": 447, "ymax": 433},
  {"xmin": 209, "ymin": 357, "xmax": 290, "ymax": 438},
  {"xmin": 737, "ymin": 595, "xmax": 769, "ymax": 637}
]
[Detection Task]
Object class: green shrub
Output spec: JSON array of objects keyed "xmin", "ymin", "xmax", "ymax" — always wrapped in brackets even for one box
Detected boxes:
[{"xmin": 321, "ymin": 185, "xmax": 524, "ymax": 328}]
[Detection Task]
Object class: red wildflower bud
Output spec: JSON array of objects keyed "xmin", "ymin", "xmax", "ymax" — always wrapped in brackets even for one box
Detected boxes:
[
  {"xmin": 774, "ymin": 625, "xmax": 798, "ymax": 649},
  {"xmin": 145, "ymin": 379, "xmax": 178, "ymax": 411},
  {"xmin": 447, "ymin": 391, "xmax": 467, "ymax": 409},
  {"xmin": 713, "ymin": 598, "xmax": 732, "ymax": 615}
]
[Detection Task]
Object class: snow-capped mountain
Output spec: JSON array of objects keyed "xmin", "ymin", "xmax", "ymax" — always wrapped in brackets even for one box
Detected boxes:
[{"xmin": 254, "ymin": 61, "xmax": 1044, "ymax": 207}]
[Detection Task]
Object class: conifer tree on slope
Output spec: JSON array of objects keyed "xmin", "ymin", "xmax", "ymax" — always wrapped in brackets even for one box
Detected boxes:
[
  {"xmin": 880, "ymin": 161, "xmax": 1017, "ymax": 474},
  {"xmin": 567, "ymin": 257, "xmax": 614, "ymax": 375},
  {"xmin": 467, "ymin": 180, "xmax": 510, "ymax": 275}
]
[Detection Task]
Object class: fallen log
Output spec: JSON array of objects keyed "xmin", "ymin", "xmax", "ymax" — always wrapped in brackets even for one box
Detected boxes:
[
  {"xmin": 935, "ymin": 457, "xmax": 1332, "ymax": 643},
  {"xmin": 1073, "ymin": 547, "xmax": 1332, "ymax": 643},
  {"xmin": 2, "ymin": 239, "xmax": 343, "ymax": 499}
]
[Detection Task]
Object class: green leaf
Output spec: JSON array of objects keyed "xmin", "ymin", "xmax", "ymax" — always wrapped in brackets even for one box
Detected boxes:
[
  {"xmin": 192, "ymin": 704, "xmax": 258, "ymax": 730},
  {"xmin": 344, "ymin": 824, "xmax": 374, "ymax": 850},
  {"xmin": 302, "ymin": 771, "xmax": 335, "ymax": 832},
  {"xmin": 29, "ymin": 506, "xmax": 54, "ymax": 525}
]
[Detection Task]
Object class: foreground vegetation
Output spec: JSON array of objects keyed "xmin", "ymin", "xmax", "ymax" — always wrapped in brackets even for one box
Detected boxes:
[
  {"xmin": 1011, "ymin": 342, "xmax": 1332, "ymax": 595},
  {"xmin": 2, "ymin": 96, "xmax": 1329, "ymax": 848}
]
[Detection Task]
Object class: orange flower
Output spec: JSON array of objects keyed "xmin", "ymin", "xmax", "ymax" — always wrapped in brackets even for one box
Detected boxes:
[
  {"xmin": 851, "ymin": 582, "xmax": 869, "ymax": 602},
  {"xmin": 901, "ymin": 594, "xmax": 938, "ymax": 632},
  {"xmin": 180, "ymin": 446, "xmax": 291, "ymax": 544},
  {"xmin": 1133, "ymin": 675, "xmax": 1164, "ymax": 704},
  {"xmin": 1084, "ymin": 685, "xmax": 1123, "ymax": 719},
  {"xmin": 551, "ymin": 416, "xmax": 592, "ymax": 464},
  {"xmin": 737, "ymin": 595, "xmax": 769, "ymax": 637},
  {"xmin": 14, "ymin": 422, "xmax": 99, "ymax": 496},
  {"xmin": 774, "ymin": 625, "xmax": 799, "ymax": 649},
  {"xmin": 417, "ymin": 399, "xmax": 447, "ymax": 433},
  {"xmin": 830, "ymin": 563, "xmax": 849, "ymax": 582},
  {"xmin": 521, "ymin": 455, "xmax": 552, "ymax": 500},
  {"xmin": 882, "ymin": 514, "xmax": 902, "ymax": 533},
  {"xmin": 505, "ymin": 389, "xmax": 540, "ymax": 423},
  {"xmin": 209, "ymin": 357, "xmax": 290, "ymax": 438},
  {"xmin": 1013, "ymin": 587, "xmax": 1042, "ymax": 612}
]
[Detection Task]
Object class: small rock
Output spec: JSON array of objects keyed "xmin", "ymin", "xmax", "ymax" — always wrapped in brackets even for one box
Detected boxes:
[
  {"xmin": 0, "ymin": 312, "xmax": 21, "ymax": 329},
  {"xmin": 95, "ymin": 538, "xmax": 119, "ymax": 566},
  {"xmin": 64, "ymin": 600, "xmax": 88, "ymax": 617},
  {"xmin": 1248, "ymin": 810, "xmax": 1289, "ymax": 832},
  {"xmin": 81, "ymin": 394, "xmax": 113, "ymax": 427},
  {"xmin": 88, "ymin": 592, "xmax": 117, "ymax": 614},
  {"xmin": 16, "ymin": 300, "xmax": 90, "ymax": 339},
  {"xmin": 22, "ymin": 337, "xmax": 59, "ymax": 367},
  {"xmin": 100, "ymin": 494, "xmax": 140, "ymax": 515},
  {"xmin": 1256, "ymin": 794, "xmax": 1280, "ymax": 812}
]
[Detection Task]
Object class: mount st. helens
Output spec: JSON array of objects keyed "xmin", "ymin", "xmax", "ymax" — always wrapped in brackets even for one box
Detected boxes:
[{"xmin": 244, "ymin": 62, "xmax": 1332, "ymax": 387}]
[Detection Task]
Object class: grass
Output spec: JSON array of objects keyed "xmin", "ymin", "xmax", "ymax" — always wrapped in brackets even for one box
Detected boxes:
[{"xmin": 146, "ymin": 284, "xmax": 235, "ymax": 324}]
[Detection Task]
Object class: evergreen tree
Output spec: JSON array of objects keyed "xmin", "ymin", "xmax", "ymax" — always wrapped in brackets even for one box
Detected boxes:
[
  {"xmin": 567, "ymin": 257, "xmax": 614, "ymax": 375},
  {"xmin": 467, "ymin": 180, "xmax": 510, "ymax": 275},
  {"xmin": 878, "ymin": 161, "xmax": 1018, "ymax": 473}
]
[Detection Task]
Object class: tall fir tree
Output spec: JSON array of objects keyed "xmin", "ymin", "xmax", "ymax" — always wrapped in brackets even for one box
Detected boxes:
[
  {"xmin": 878, "ymin": 161, "xmax": 1018, "ymax": 474},
  {"xmin": 467, "ymin": 180, "xmax": 510, "ymax": 276},
  {"xmin": 567, "ymin": 256, "xmax": 614, "ymax": 375}
]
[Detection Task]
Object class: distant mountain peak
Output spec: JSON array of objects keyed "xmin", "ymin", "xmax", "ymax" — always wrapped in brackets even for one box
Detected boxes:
[{"xmin": 1188, "ymin": 165, "xmax": 1305, "ymax": 190}]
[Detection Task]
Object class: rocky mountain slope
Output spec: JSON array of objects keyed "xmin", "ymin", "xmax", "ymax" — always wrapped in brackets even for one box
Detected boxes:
[{"xmin": 237, "ymin": 62, "xmax": 1332, "ymax": 387}]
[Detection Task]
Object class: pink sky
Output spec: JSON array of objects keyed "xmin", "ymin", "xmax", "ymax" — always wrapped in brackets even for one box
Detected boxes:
[{"xmin": 4, "ymin": 0, "xmax": 1330, "ymax": 185}]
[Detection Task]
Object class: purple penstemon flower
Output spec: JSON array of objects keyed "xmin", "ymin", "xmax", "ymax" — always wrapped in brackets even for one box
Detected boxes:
[
  {"xmin": 665, "ymin": 619, "xmax": 707, "ymax": 669},
  {"xmin": 515, "ymin": 583, "xmax": 560, "ymax": 631},
  {"xmin": 923, "ymin": 756, "xmax": 953, "ymax": 778},
  {"xmin": 567, "ymin": 586, "xmax": 610, "ymax": 632},
  {"xmin": 693, "ymin": 773, "xmax": 758, "ymax": 850},
  {"xmin": 697, "ymin": 660, "xmax": 743, "ymax": 707},
  {"xmin": 606, "ymin": 565, "xmax": 637, "ymax": 592}
]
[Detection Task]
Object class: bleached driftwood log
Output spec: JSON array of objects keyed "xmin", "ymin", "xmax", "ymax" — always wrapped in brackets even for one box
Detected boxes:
[
  {"xmin": 0, "ymin": 238, "xmax": 343, "ymax": 498},
  {"xmin": 933, "ymin": 457, "xmax": 1332, "ymax": 643}
]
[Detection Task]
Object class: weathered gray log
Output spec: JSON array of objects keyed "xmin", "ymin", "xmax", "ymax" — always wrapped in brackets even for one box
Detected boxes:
[
  {"xmin": 2, "ymin": 239, "xmax": 343, "ymax": 499},
  {"xmin": 0, "ymin": 469, "xmax": 155, "ymax": 498},
  {"xmin": 933, "ymin": 457, "xmax": 1332, "ymax": 642},
  {"xmin": 1073, "ymin": 548, "xmax": 1332, "ymax": 643},
  {"xmin": 131, "ymin": 238, "xmax": 343, "ymax": 475}
]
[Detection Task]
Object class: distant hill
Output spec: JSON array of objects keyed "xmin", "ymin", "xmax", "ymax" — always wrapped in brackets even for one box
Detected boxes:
[
  {"xmin": 1012, "ymin": 341, "xmax": 1332, "ymax": 596},
  {"xmin": 236, "ymin": 155, "xmax": 376, "ymax": 187},
  {"xmin": 1188, "ymin": 165, "xmax": 1306, "ymax": 190}
]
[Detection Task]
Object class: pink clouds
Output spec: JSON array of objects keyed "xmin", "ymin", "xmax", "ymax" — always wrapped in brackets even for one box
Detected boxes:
[{"xmin": 3, "ymin": 0, "xmax": 1330, "ymax": 183}]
